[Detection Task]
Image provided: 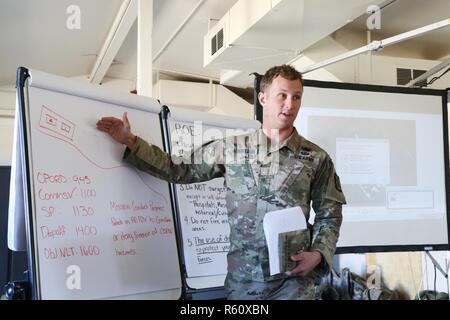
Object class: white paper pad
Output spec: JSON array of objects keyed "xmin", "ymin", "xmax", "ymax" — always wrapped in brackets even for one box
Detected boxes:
[{"xmin": 263, "ymin": 206, "xmax": 307, "ymax": 275}]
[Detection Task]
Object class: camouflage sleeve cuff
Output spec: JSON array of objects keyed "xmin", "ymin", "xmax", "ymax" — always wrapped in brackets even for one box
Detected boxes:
[
  {"xmin": 310, "ymin": 201, "xmax": 342, "ymax": 273},
  {"xmin": 311, "ymin": 246, "xmax": 334, "ymax": 271},
  {"xmin": 122, "ymin": 137, "xmax": 169, "ymax": 179},
  {"xmin": 123, "ymin": 136, "xmax": 145, "ymax": 157},
  {"xmin": 122, "ymin": 136, "xmax": 169, "ymax": 179}
]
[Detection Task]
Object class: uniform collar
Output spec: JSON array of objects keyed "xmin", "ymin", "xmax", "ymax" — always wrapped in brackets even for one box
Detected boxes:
[
  {"xmin": 255, "ymin": 128, "xmax": 303, "ymax": 154},
  {"xmin": 279, "ymin": 128, "xmax": 303, "ymax": 154}
]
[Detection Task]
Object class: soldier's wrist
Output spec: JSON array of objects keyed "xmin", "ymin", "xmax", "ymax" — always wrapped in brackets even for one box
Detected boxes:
[
  {"xmin": 312, "ymin": 250, "xmax": 323, "ymax": 262},
  {"xmin": 125, "ymin": 133, "xmax": 137, "ymax": 149}
]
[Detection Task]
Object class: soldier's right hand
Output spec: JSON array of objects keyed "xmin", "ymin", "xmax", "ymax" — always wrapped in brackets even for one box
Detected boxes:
[{"xmin": 96, "ymin": 112, "xmax": 137, "ymax": 148}]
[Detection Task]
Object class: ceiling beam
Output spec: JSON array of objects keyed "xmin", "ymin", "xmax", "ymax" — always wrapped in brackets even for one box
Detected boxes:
[
  {"xmin": 300, "ymin": 18, "xmax": 450, "ymax": 74},
  {"xmin": 89, "ymin": 0, "xmax": 137, "ymax": 84},
  {"xmin": 137, "ymin": 0, "xmax": 153, "ymax": 97}
]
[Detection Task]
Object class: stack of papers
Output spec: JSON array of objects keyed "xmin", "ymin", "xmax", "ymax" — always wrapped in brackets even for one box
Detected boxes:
[{"xmin": 263, "ymin": 206, "xmax": 307, "ymax": 275}]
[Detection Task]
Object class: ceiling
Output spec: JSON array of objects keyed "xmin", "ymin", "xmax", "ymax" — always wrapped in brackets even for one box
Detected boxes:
[
  {"xmin": 1, "ymin": 0, "xmax": 449, "ymax": 88},
  {"xmin": 0, "ymin": 0, "xmax": 124, "ymax": 85},
  {"xmin": 337, "ymin": 0, "xmax": 450, "ymax": 60}
]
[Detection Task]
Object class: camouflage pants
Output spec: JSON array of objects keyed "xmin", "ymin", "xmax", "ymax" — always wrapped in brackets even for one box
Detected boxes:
[{"xmin": 225, "ymin": 274, "xmax": 316, "ymax": 300}]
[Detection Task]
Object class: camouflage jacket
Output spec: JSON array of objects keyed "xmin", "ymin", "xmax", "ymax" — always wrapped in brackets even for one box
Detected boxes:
[{"xmin": 123, "ymin": 128, "xmax": 346, "ymax": 283}]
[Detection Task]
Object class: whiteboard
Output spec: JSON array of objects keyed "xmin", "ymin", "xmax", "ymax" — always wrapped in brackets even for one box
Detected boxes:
[
  {"xmin": 18, "ymin": 69, "xmax": 181, "ymax": 299},
  {"xmin": 166, "ymin": 106, "xmax": 260, "ymax": 289},
  {"xmin": 296, "ymin": 81, "xmax": 449, "ymax": 252}
]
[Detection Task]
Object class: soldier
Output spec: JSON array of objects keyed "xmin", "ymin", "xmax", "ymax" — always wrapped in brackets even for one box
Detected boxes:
[{"xmin": 96, "ymin": 64, "xmax": 346, "ymax": 300}]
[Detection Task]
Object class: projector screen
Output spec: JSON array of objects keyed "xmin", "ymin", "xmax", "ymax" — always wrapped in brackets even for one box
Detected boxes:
[{"xmin": 296, "ymin": 81, "xmax": 449, "ymax": 253}]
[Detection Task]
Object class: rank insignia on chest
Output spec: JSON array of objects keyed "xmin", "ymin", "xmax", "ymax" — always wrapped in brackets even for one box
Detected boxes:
[{"xmin": 296, "ymin": 154, "xmax": 314, "ymax": 162}]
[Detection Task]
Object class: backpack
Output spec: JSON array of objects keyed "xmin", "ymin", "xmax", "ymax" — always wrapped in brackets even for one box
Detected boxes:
[
  {"xmin": 315, "ymin": 267, "xmax": 398, "ymax": 300},
  {"xmin": 415, "ymin": 290, "xmax": 449, "ymax": 300}
]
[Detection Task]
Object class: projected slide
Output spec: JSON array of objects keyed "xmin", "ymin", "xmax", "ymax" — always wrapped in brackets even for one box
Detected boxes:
[{"xmin": 296, "ymin": 86, "xmax": 448, "ymax": 248}]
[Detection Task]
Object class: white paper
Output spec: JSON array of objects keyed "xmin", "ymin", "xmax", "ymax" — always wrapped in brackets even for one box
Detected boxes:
[{"xmin": 263, "ymin": 206, "xmax": 307, "ymax": 275}]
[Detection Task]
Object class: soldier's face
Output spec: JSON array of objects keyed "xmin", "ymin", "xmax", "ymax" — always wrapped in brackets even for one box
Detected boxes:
[{"xmin": 259, "ymin": 76, "xmax": 303, "ymax": 132}]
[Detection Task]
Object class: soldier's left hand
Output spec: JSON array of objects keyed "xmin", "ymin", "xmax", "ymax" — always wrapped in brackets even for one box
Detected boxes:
[{"xmin": 288, "ymin": 250, "xmax": 322, "ymax": 276}]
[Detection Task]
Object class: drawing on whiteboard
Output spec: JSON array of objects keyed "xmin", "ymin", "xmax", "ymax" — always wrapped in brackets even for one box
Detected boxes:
[
  {"xmin": 36, "ymin": 105, "xmax": 168, "ymax": 205},
  {"xmin": 40, "ymin": 105, "xmax": 75, "ymax": 140}
]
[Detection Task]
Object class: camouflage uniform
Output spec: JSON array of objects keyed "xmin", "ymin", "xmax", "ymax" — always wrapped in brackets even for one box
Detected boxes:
[{"xmin": 123, "ymin": 128, "xmax": 346, "ymax": 300}]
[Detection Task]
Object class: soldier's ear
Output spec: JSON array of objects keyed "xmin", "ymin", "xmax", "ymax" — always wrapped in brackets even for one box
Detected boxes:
[{"xmin": 258, "ymin": 91, "xmax": 266, "ymax": 107}]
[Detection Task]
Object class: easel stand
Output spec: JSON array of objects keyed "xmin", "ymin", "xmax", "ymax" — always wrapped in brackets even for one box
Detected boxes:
[{"xmin": 425, "ymin": 251, "xmax": 448, "ymax": 279}]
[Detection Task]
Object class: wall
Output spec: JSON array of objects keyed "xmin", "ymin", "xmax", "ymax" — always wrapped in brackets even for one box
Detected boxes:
[
  {"xmin": 98, "ymin": 77, "xmax": 136, "ymax": 94},
  {"xmin": 0, "ymin": 87, "xmax": 15, "ymax": 165},
  {"xmin": 153, "ymin": 79, "xmax": 254, "ymax": 119},
  {"xmin": 292, "ymin": 36, "xmax": 354, "ymax": 82},
  {"xmin": 358, "ymin": 55, "xmax": 450, "ymax": 89},
  {"xmin": 71, "ymin": 75, "xmax": 136, "ymax": 94}
]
